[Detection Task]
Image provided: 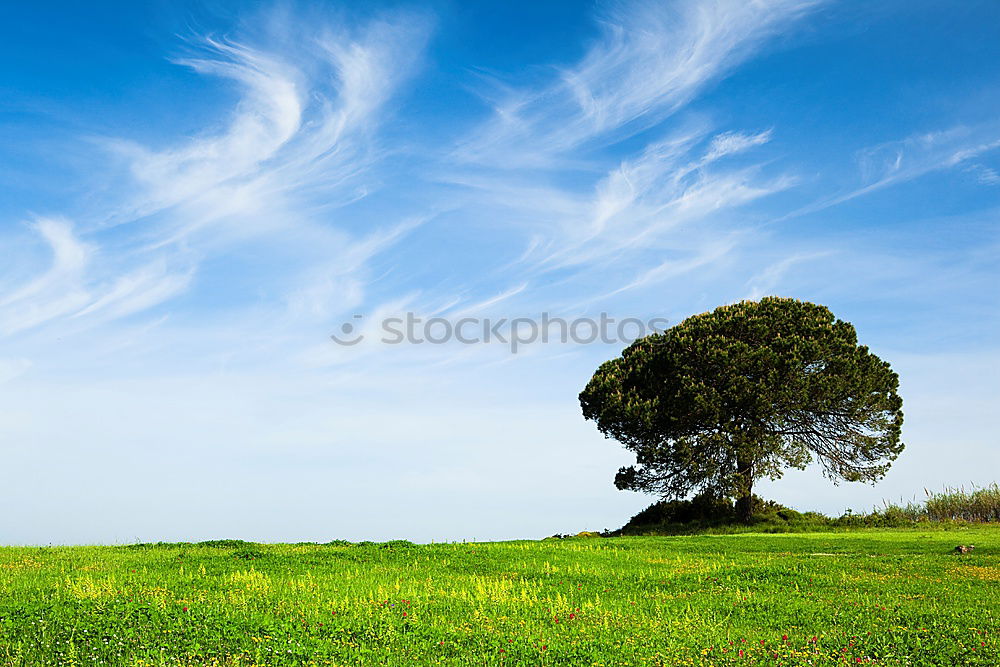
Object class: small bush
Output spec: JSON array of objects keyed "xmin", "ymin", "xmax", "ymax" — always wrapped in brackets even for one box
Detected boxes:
[
  {"xmin": 776, "ymin": 509, "xmax": 803, "ymax": 522},
  {"xmin": 379, "ymin": 540, "xmax": 416, "ymax": 550},
  {"xmin": 625, "ymin": 492, "xmax": 737, "ymax": 527},
  {"xmin": 617, "ymin": 492, "xmax": 797, "ymax": 534},
  {"xmin": 199, "ymin": 539, "xmax": 255, "ymax": 549},
  {"xmin": 121, "ymin": 542, "xmax": 193, "ymax": 550}
]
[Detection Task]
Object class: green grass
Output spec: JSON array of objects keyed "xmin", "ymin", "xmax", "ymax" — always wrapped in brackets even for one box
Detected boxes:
[{"xmin": 2, "ymin": 529, "xmax": 999, "ymax": 665}]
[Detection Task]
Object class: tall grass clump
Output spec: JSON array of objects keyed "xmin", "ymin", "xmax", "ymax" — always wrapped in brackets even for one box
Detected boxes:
[{"xmin": 923, "ymin": 484, "xmax": 1000, "ymax": 522}]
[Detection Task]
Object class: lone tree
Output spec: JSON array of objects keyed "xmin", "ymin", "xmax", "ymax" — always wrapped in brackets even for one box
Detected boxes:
[{"xmin": 580, "ymin": 297, "xmax": 903, "ymax": 522}]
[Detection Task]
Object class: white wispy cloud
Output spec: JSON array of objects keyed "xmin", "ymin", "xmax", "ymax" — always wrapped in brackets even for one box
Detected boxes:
[
  {"xmin": 0, "ymin": 1, "xmax": 820, "ymax": 367},
  {"xmin": 0, "ymin": 217, "xmax": 194, "ymax": 335},
  {"xmin": 745, "ymin": 251, "xmax": 833, "ymax": 300},
  {"xmin": 0, "ymin": 218, "xmax": 90, "ymax": 308},
  {"xmin": 856, "ymin": 126, "xmax": 1000, "ymax": 185},
  {"xmin": 0, "ymin": 217, "xmax": 188, "ymax": 337},
  {"xmin": 969, "ymin": 164, "xmax": 1000, "ymax": 186},
  {"xmin": 781, "ymin": 123, "xmax": 1000, "ymax": 221},
  {"xmin": 437, "ymin": 120, "xmax": 792, "ymax": 316},
  {"xmin": 285, "ymin": 216, "xmax": 427, "ymax": 320},
  {"xmin": 537, "ymin": 130, "xmax": 792, "ymax": 271},
  {"xmin": 0, "ymin": 218, "xmax": 94, "ymax": 334},
  {"xmin": 598, "ymin": 235, "xmax": 740, "ymax": 299},
  {"xmin": 1, "ymin": 9, "xmax": 432, "ymax": 340},
  {"xmin": 107, "ymin": 11, "xmax": 430, "ymax": 243},
  {"xmin": 71, "ymin": 263, "xmax": 194, "ymax": 322},
  {"xmin": 423, "ymin": 0, "xmax": 817, "ymax": 322},
  {"xmin": 453, "ymin": 0, "xmax": 818, "ymax": 166},
  {"xmin": 704, "ymin": 129, "xmax": 774, "ymax": 162}
]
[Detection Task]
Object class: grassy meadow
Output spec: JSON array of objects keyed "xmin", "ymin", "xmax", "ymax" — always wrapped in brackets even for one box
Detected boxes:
[{"xmin": 2, "ymin": 529, "xmax": 999, "ymax": 666}]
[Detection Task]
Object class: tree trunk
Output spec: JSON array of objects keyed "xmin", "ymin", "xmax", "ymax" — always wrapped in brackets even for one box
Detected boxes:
[{"xmin": 735, "ymin": 455, "xmax": 754, "ymax": 523}]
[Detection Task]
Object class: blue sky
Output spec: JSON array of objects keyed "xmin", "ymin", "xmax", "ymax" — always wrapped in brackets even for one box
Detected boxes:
[{"xmin": 1, "ymin": 0, "xmax": 998, "ymax": 544}]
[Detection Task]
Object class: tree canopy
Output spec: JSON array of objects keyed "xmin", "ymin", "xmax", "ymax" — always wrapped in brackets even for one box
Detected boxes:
[{"xmin": 579, "ymin": 297, "xmax": 904, "ymax": 521}]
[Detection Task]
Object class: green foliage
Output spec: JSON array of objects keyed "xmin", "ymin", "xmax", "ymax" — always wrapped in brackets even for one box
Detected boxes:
[
  {"xmin": 122, "ymin": 541, "xmax": 193, "ymax": 550},
  {"xmin": 3, "ymin": 531, "xmax": 1000, "ymax": 664},
  {"xmin": 925, "ymin": 485, "xmax": 1000, "ymax": 522},
  {"xmin": 198, "ymin": 539, "xmax": 256, "ymax": 549},
  {"xmin": 619, "ymin": 486, "xmax": 1000, "ymax": 535},
  {"xmin": 776, "ymin": 508, "xmax": 804, "ymax": 521},
  {"xmin": 230, "ymin": 547, "xmax": 268, "ymax": 560},
  {"xmin": 617, "ymin": 493, "xmax": 804, "ymax": 535},
  {"xmin": 626, "ymin": 492, "xmax": 741, "ymax": 526},
  {"xmin": 580, "ymin": 297, "xmax": 904, "ymax": 519},
  {"xmin": 380, "ymin": 540, "xmax": 417, "ymax": 549},
  {"xmin": 842, "ymin": 485, "xmax": 1000, "ymax": 527}
]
